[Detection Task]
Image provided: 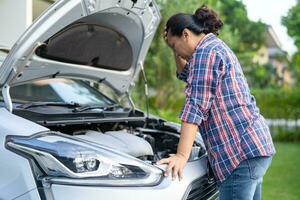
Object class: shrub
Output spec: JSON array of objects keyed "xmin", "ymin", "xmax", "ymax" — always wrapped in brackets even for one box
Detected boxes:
[
  {"xmin": 271, "ymin": 127, "xmax": 300, "ymax": 142},
  {"xmin": 252, "ymin": 87, "xmax": 300, "ymax": 119}
]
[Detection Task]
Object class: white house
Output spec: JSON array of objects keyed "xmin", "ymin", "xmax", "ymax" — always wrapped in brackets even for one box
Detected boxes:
[
  {"xmin": 253, "ymin": 25, "xmax": 292, "ymax": 86},
  {"xmin": 0, "ymin": 0, "xmax": 53, "ymax": 48}
]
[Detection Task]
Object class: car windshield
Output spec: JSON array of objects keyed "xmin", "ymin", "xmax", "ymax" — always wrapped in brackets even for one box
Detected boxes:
[{"xmin": 0, "ymin": 78, "xmax": 115, "ymax": 106}]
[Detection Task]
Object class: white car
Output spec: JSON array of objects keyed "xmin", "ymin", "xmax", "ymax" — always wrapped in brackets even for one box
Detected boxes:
[{"xmin": 0, "ymin": 0, "xmax": 218, "ymax": 199}]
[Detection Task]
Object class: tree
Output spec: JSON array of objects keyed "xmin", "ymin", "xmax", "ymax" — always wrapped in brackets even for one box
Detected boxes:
[
  {"xmin": 282, "ymin": 0, "xmax": 300, "ymax": 49},
  {"xmin": 246, "ymin": 63, "xmax": 280, "ymax": 88},
  {"xmin": 282, "ymin": 0, "xmax": 300, "ymax": 84},
  {"xmin": 218, "ymin": 0, "xmax": 266, "ymax": 52}
]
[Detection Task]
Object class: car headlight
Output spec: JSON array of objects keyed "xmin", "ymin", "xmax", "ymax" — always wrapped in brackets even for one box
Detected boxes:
[{"xmin": 6, "ymin": 132, "xmax": 162, "ymax": 186}]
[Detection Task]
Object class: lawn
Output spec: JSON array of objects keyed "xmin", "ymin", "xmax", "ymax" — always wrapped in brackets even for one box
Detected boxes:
[{"xmin": 263, "ymin": 142, "xmax": 300, "ymax": 200}]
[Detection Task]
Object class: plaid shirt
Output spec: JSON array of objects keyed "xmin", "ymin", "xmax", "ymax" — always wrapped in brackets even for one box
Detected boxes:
[{"xmin": 177, "ymin": 33, "xmax": 275, "ymax": 183}]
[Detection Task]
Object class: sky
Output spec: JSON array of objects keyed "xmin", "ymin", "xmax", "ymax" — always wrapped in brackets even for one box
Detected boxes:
[{"xmin": 242, "ymin": 0, "xmax": 297, "ymax": 55}]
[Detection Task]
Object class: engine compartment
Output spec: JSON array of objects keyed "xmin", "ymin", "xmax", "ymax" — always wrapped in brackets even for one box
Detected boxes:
[
  {"xmin": 44, "ymin": 118, "xmax": 206, "ymax": 164},
  {"xmin": 75, "ymin": 129, "xmax": 155, "ymax": 158}
]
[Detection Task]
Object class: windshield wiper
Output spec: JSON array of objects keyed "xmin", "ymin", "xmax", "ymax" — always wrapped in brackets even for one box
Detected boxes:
[
  {"xmin": 17, "ymin": 101, "xmax": 82, "ymax": 109},
  {"xmin": 72, "ymin": 104, "xmax": 120, "ymax": 113}
]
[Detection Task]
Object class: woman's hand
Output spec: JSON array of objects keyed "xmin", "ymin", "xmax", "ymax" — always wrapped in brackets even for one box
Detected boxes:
[
  {"xmin": 156, "ymin": 153, "xmax": 188, "ymax": 181},
  {"xmin": 175, "ymin": 54, "xmax": 188, "ymax": 74},
  {"xmin": 156, "ymin": 122, "xmax": 198, "ymax": 181}
]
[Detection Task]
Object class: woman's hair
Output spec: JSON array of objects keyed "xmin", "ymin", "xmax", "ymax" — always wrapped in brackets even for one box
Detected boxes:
[{"xmin": 166, "ymin": 5, "xmax": 223, "ymax": 37}]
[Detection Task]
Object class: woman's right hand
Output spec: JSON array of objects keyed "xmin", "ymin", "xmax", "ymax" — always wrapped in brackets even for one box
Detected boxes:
[
  {"xmin": 175, "ymin": 53, "xmax": 188, "ymax": 74},
  {"xmin": 156, "ymin": 153, "xmax": 188, "ymax": 181}
]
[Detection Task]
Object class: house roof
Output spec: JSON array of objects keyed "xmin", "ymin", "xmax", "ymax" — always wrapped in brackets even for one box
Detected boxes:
[{"xmin": 265, "ymin": 25, "xmax": 282, "ymax": 48}]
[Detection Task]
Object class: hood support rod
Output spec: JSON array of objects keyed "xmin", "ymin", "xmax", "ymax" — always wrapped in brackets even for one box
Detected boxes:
[
  {"xmin": 2, "ymin": 67, "xmax": 16, "ymax": 113},
  {"xmin": 126, "ymin": 91, "xmax": 136, "ymax": 113},
  {"xmin": 2, "ymin": 84, "xmax": 12, "ymax": 112},
  {"xmin": 140, "ymin": 62, "xmax": 150, "ymax": 121}
]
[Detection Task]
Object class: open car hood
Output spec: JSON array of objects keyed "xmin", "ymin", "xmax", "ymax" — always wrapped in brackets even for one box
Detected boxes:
[{"xmin": 0, "ymin": 0, "xmax": 160, "ymax": 96}]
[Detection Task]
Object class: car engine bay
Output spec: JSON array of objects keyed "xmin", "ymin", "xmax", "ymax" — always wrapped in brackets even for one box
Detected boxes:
[{"xmin": 47, "ymin": 119, "xmax": 207, "ymax": 164}]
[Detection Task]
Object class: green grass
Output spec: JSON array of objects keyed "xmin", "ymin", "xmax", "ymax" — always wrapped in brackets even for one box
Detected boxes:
[{"xmin": 263, "ymin": 142, "xmax": 300, "ymax": 200}]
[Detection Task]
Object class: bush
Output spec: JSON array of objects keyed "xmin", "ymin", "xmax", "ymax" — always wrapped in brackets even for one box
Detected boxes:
[
  {"xmin": 149, "ymin": 87, "xmax": 300, "ymax": 120},
  {"xmin": 271, "ymin": 127, "xmax": 300, "ymax": 142},
  {"xmin": 252, "ymin": 87, "xmax": 300, "ymax": 119}
]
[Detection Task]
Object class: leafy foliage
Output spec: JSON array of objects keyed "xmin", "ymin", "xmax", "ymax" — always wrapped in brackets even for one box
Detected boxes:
[
  {"xmin": 282, "ymin": 0, "xmax": 300, "ymax": 85},
  {"xmin": 132, "ymin": 0, "xmax": 268, "ymax": 110},
  {"xmin": 246, "ymin": 63, "xmax": 281, "ymax": 88},
  {"xmin": 282, "ymin": 0, "xmax": 300, "ymax": 49},
  {"xmin": 252, "ymin": 88, "xmax": 300, "ymax": 119},
  {"xmin": 218, "ymin": 0, "xmax": 266, "ymax": 53}
]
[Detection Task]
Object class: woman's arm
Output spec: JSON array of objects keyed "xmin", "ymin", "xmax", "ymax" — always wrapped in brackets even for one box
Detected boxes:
[
  {"xmin": 156, "ymin": 121, "xmax": 198, "ymax": 181},
  {"xmin": 157, "ymin": 50, "xmax": 224, "ymax": 181}
]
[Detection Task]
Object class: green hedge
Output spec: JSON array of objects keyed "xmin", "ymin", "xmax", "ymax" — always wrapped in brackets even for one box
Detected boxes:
[
  {"xmin": 135, "ymin": 87, "xmax": 300, "ymax": 121},
  {"xmin": 271, "ymin": 127, "xmax": 300, "ymax": 142},
  {"xmin": 252, "ymin": 88, "xmax": 300, "ymax": 119}
]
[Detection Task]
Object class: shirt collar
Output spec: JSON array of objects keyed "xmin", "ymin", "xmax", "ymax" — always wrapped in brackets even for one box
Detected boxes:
[
  {"xmin": 195, "ymin": 33, "xmax": 217, "ymax": 49},
  {"xmin": 187, "ymin": 33, "xmax": 217, "ymax": 63}
]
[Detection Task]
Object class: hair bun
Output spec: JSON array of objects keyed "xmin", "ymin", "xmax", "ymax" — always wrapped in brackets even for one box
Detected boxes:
[
  {"xmin": 194, "ymin": 5, "xmax": 210, "ymax": 22},
  {"xmin": 193, "ymin": 5, "xmax": 223, "ymax": 35}
]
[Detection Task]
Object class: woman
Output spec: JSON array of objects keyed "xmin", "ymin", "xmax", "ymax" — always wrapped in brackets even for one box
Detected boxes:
[{"xmin": 156, "ymin": 5, "xmax": 276, "ymax": 200}]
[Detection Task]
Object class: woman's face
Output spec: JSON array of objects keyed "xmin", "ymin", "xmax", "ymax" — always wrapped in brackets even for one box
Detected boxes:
[
  {"xmin": 166, "ymin": 28, "xmax": 200, "ymax": 60},
  {"xmin": 166, "ymin": 31, "xmax": 191, "ymax": 60}
]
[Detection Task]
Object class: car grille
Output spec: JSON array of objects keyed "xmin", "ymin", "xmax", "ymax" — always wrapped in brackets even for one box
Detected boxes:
[{"xmin": 184, "ymin": 176, "xmax": 218, "ymax": 200}]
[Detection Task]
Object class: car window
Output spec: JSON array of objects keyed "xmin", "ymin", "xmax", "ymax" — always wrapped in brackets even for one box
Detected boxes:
[
  {"xmin": 49, "ymin": 79, "xmax": 113, "ymax": 105},
  {"xmin": 90, "ymin": 82, "xmax": 119, "ymax": 102},
  {"xmin": 0, "ymin": 78, "xmax": 115, "ymax": 105},
  {"xmin": 10, "ymin": 83, "xmax": 63, "ymax": 102},
  {"xmin": 89, "ymin": 81, "xmax": 131, "ymax": 108}
]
